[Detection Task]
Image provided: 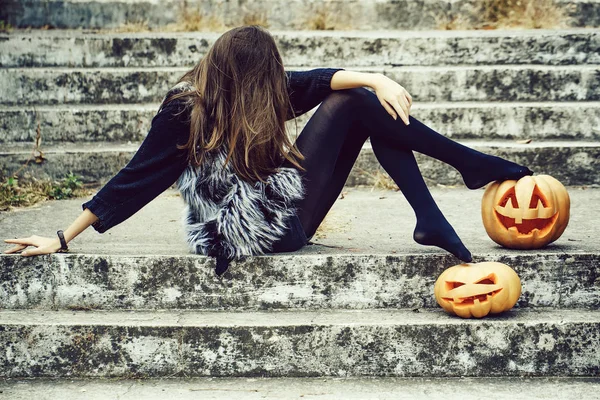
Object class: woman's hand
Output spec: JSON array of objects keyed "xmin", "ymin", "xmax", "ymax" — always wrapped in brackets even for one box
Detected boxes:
[
  {"xmin": 3, "ymin": 235, "xmax": 63, "ymax": 256},
  {"xmin": 371, "ymin": 73, "xmax": 413, "ymax": 125},
  {"xmin": 329, "ymin": 70, "xmax": 412, "ymax": 124}
]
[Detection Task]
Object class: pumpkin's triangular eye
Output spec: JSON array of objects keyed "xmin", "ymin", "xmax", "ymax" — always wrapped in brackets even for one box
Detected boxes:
[
  {"xmin": 475, "ymin": 274, "xmax": 496, "ymax": 285},
  {"xmin": 528, "ymin": 186, "xmax": 548, "ymax": 208},
  {"xmin": 499, "ymin": 188, "xmax": 519, "ymax": 208},
  {"xmin": 445, "ymin": 281, "xmax": 465, "ymax": 291}
]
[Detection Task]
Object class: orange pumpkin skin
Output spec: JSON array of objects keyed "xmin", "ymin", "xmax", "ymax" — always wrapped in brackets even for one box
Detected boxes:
[
  {"xmin": 481, "ymin": 175, "xmax": 570, "ymax": 249},
  {"xmin": 434, "ymin": 262, "xmax": 521, "ymax": 319}
]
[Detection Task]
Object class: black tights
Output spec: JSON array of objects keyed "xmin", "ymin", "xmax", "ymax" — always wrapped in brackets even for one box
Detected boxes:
[{"xmin": 282, "ymin": 88, "xmax": 532, "ymax": 262}]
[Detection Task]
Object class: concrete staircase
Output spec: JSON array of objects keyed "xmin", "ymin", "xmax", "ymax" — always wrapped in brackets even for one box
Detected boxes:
[
  {"xmin": 0, "ymin": 186, "xmax": 599, "ymax": 395},
  {"xmin": 1, "ymin": 29, "xmax": 599, "ymax": 186},
  {"xmin": 1, "ymin": 0, "xmax": 599, "ymax": 396}
]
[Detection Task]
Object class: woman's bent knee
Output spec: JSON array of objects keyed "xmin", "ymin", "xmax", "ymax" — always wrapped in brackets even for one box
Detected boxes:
[{"xmin": 320, "ymin": 87, "xmax": 375, "ymax": 114}]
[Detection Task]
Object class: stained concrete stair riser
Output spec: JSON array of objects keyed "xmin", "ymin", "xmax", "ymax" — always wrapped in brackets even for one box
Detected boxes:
[
  {"xmin": 2, "ymin": 30, "xmax": 600, "ymax": 68},
  {"xmin": 1, "ymin": 0, "xmax": 598, "ymax": 30},
  {"xmin": 0, "ymin": 253, "xmax": 597, "ymax": 310},
  {"xmin": 1, "ymin": 142, "xmax": 598, "ymax": 186},
  {"xmin": 3, "ymin": 102, "xmax": 600, "ymax": 144},
  {"xmin": 2, "ymin": 66, "xmax": 599, "ymax": 105},
  {"xmin": 0, "ymin": 309, "xmax": 597, "ymax": 378}
]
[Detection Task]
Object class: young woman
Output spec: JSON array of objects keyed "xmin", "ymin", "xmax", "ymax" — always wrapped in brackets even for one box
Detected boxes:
[{"xmin": 3, "ymin": 25, "xmax": 532, "ymax": 270}]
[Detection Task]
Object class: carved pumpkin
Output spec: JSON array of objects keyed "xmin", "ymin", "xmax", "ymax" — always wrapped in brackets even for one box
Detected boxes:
[
  {"xmin": 481, "ymin": 175, "xmax": 570, "ymax": 249},
  {"xmin": 434, "ymin": 262, "xmax": 521, "ymax": 318}
]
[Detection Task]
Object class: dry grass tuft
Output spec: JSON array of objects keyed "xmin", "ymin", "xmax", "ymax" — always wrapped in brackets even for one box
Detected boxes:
[
  {"xmin": 164, "ymin": 5, "xmax": 227, "ymax": 32},
  {"xmin": 242, "ymin": 11, "xmax": 270, "ymax": 28},
  {"xmin": 0, "ymin": 173, "xmax": 94, "ymax": 211},
  {"xmin": 354, "ymin": 167, "xmax": 400, "ymax": 191},
  {"xmin": 307, "ymin": 6, "xmax": 333, "ymax": 30},
  {"xmin": 105, "ymin": 2, "xmax": 228, "ymax": 32},
  {"xmin": 110, "ymin": 9, "xmax": 267, "ymax": 33},
  {"xmin": 438, "ymin": 0, "xmax": 573, "ymax": 30},
  {"xmin": 303, "ymin": 3, "xmax": 352, "ymax": 30},
  {"xmin": 110, "ymin": 20, "xmax": 152, "ymax": 33},
  {"xmin": 371, "ymin": 170, "xmax": 399, "ymax": 191},
  {"xmin": 0, "ymin": 20, "xmax": 14, "ymax": 33},
  {"xmin": 481, "ymin": 0, "xmax": 572, "ymax": 28},
  {"xmin": 436, "ymin": 14, "xmax": 476, "ymax": 30}
]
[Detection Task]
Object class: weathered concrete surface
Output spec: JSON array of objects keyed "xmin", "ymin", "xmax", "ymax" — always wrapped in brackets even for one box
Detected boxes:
[
  {"xmin": 2, "ymin": 65, "xmax": 599, "ymax": 105},
  {"xmin": 0, "ymin": 104, "xmax": 158, "ymax": 143},
  {"xmin": 1, "ymin": 0, "xmax": 598, "ymax": 30},
  {"xmin": 0, "ymin": 187, "xmax": 597, "ymax": 310},
  {"xmin": 352, "ymin": 142, "xmax": 600, "ymax": 187},
  {"xmin": 7, "ymin": 186, "xmax": 596, "ymax": 257},
  {"xmin": 0, "ymin": 67, "xmax": 187, "ymax": 106},
  {"xmin": 2, "ymin": 376, "xmax": 599, "ymax": 400},
  {"xmin": 383, "ymin": 65, "xmax": 600, "ymax": 102},
  {"xmin": 0, "ymin": 309, "xmax": 597, "ymax": 377},
  {"xmin": 1, "ymin": 141, "xmax": 599, "ymax": 186},
  {"xmin": 0, "ymin": 252, "xmax": 597, "ymax": 311},
  {"xmin": 2, "ymin": 376, "xmax": 600, "ymax": 400},
  {"xmin": 3, "ymin": 102, "xmax": 600, "ymax": 144},
  {"xmin": 2, "ymin": 29, "xmax": 600, "ymax": 68}
]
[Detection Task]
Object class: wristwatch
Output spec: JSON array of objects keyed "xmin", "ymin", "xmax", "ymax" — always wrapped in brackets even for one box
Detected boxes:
[{"xmin": 56, "ymin": 230, "xmax": 69, "ymax": 253}]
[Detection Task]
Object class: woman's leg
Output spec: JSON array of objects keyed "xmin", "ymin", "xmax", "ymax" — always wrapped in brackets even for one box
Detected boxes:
[
  {"xmin": 283, "ymin": 90, "xmax": 369, "ymax": 240},
  {"xmin": 348, "ymin": 88, "xmax": 533, "ymax": 190},
  {"xmin": 285, "ymin": 88, "xmax": 485, "ymax": 261},
  {"xmin": 369, "ymin": 134, "xmax": 471, "ymax": 261}
]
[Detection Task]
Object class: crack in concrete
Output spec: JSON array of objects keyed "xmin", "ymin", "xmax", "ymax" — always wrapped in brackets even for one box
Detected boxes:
[{"xmin": 116, "ymin": 380, "xmax": 136, "ymax": 400}]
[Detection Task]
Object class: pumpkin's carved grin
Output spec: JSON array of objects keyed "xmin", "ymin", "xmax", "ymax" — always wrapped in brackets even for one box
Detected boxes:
[
  {"xmin": 495, "ymin": 211, "xmax": 559, "ymax": 236},
  {"xmin": 442, "ymin": 288, "xmax": 503, "ymax": 307}
]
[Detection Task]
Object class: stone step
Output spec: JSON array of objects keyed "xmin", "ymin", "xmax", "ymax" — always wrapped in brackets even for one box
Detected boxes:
[
  {"xmin": 3, "ymin": 102, "xmax": 600, "ymax": 144},
  {"xmin": 1, "ymin": 141, "xmax": 598, "ymax": 186},
  {"xmin": 2, "ymin": 29, "xmax": 599, "ymax": 68},
  {"xmin": 0, "ymin": 309, "xmax": 597, "ymax": 377},
  {"xmin": 3, "ymin": 377, "xmax": 600, "ymax": 400},
  {"xmin": 1, "ymin": 187, "xmax": 597, "ymax": 311},
  {"xmin": 1, "ymin": 252, "xmax": 596, "ymax": 311},
  {"xmin": 1, "ymin": 0, "xmax": 597, "ymax": 30},
  {"xmin": 1, "ymin": 65, "xmax": 599, "ymax": 105}
]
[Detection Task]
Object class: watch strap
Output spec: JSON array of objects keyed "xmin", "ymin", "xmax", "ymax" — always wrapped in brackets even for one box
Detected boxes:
[{"xmin": 56, "ymin": 230, "xmax": 69, "ymax": 253}]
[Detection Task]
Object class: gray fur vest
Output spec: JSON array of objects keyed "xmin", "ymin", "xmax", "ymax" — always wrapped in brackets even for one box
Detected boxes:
[{"xmin": 161, "ymin": 82, "xmax": 306, "ymax": 260}]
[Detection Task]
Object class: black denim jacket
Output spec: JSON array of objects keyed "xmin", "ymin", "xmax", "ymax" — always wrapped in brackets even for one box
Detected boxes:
[{"xmin": 81, "ymin": 67, "xmax": 345, "ymax": 234}]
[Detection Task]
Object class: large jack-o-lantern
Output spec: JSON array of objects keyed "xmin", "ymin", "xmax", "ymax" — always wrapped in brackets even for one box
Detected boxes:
[
  {"xmin": 481, "ymin": 175, "xmax": 570, "ymax": 249},
  {"xmin": 434, "ymin": 262, "xmax": 521, "ymax": 319}
]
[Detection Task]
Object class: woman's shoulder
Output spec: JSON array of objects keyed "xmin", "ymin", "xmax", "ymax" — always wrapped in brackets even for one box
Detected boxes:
[
  {"xmin": 166, "ymin": 81, "xmax": 194, "ymax": 98},
  {"xmin": 156, "ymin": 82, "xmax": 194, "ymax": 122}
]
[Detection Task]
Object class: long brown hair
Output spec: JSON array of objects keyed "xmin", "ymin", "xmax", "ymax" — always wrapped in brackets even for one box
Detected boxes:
[{"xmin": 164, "ymin": 25, "xmax": 305, "ymax": 183}]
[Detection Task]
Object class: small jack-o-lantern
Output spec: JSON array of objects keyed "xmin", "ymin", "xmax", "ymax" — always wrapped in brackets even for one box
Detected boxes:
[
  {"xmin": 481, "ymin": 175, "xmax": 570, "ymax": 249},
  {"xmin": 434, "ymin": 262, "xmax": 521, "ymax": 318}
]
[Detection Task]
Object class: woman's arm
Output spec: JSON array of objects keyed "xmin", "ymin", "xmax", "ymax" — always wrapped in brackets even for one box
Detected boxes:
[
  {"xmin": 81, "ymin": 98, "xmax": 190, "ymax": 234},
  {"xmin": 330, "ymin": 70, "xmax": 413, "ymax": 125},
  {"xmin": 3, "ymin": 208, "xmax": 99, "ymax": 256},
  {"xmin": 3, "ymin": 98, "xmax": 191, "ymax": 257}
]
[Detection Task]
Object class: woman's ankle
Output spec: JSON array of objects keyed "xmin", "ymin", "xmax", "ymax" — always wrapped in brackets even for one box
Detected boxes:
[{"xmin": 413, "ymin": 214, "xmax": 473, "ymax": 262}]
